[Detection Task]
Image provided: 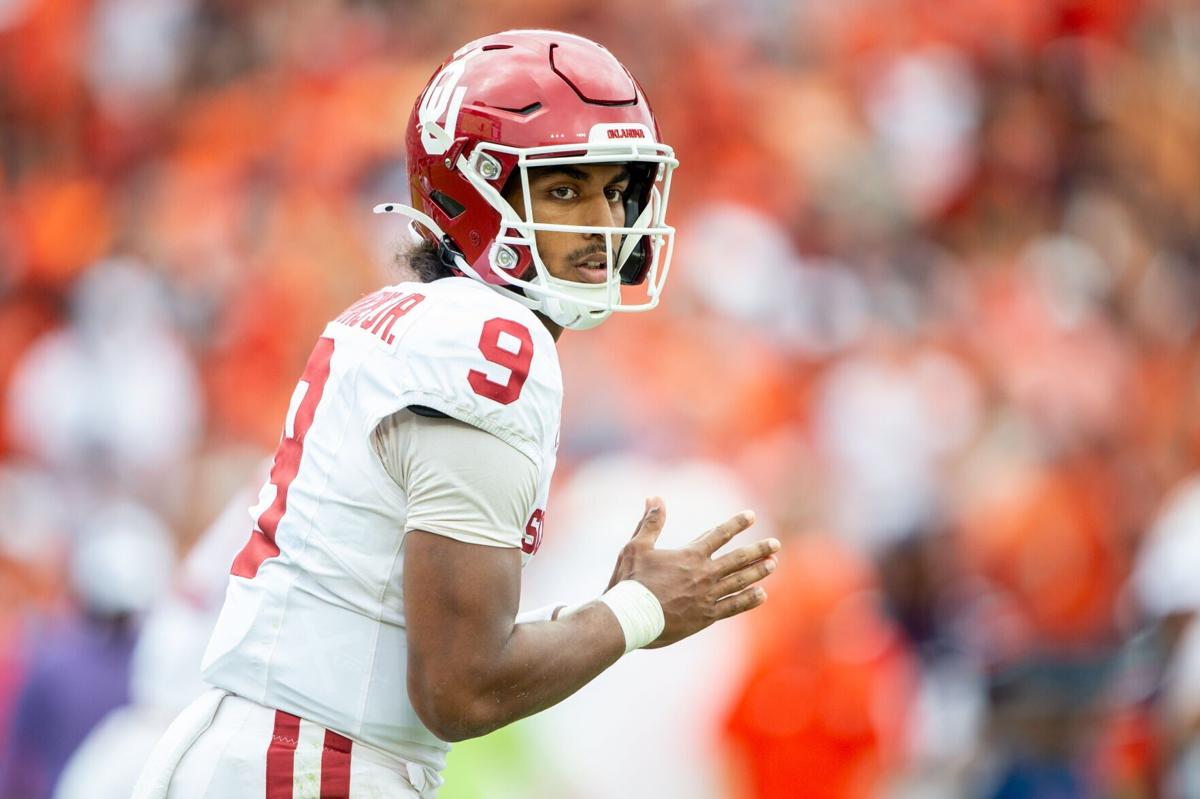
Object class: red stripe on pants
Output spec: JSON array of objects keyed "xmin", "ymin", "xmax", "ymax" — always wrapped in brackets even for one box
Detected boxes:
[
  {"xmin": 320, "ymin": 729, "xmax": 353, "ymax": 798},
  {"xmin": 266, "ymin": 710, "xmax": 301, "ymax": 799}
]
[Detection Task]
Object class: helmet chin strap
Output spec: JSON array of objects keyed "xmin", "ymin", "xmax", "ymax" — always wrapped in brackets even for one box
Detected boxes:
[
  {"xmin": 543, "ymin": 296, "xmax": 610, "ymax": 330},
  {"xmin": 537, "ymin": 259, "xmax": 624, "ymax": 329}
]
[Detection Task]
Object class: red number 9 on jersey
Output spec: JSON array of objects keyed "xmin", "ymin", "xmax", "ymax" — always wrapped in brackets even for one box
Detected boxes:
[{"xmin": 468, "ymin": 318, "xmax": 534, "ymax": 405}]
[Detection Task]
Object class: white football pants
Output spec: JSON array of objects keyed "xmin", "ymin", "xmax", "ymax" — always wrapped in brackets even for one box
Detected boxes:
[{"xmin": 132, "ymin": 689, "xmax": 435, "ymax": 798}]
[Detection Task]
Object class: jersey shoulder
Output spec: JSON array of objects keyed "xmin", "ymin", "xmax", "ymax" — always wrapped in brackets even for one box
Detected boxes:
[
  {"xmin": 421, "ymin": 277, "xmax": 557, "ymax": 349},
  {"xmin": 403, "ymin": 278, "xmax": 560, "ymax": 385},
  {"xmin": 349, "ymin": 278, "xmax": 561, "ymax": 465}
]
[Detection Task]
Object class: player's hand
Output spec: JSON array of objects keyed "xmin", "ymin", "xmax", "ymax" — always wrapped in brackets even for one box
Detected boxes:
[{"xmin": 606, "ymin": 497, "xmax": 780, "ymax": 648}]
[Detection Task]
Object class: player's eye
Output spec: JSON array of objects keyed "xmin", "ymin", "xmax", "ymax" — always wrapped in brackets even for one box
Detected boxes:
[
  {"xmin": 605, "ymin": 187, "xmax": 625, "ymax": 203},
  {"xmin": 549, "ymin": 186, "xmax": 578, "ymax": 200}
]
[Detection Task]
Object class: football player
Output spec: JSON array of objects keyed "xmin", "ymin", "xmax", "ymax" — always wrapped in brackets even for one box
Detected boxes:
[{"xmin": 134, "ymin": 30, "xmax": 780, "ymax": 798}]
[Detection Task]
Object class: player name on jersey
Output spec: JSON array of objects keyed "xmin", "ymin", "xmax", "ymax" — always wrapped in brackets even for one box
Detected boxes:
[{"xmin": 335, "ymin": 290, "xmax": 426, "ymax": 345}]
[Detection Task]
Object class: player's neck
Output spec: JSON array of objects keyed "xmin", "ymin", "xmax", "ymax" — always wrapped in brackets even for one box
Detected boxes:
[{"xmin": 534, "ymin": 312, "xmax": 564, "ymax": 342}]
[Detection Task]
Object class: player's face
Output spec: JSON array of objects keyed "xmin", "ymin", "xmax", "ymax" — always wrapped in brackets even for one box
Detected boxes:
[{"xmin": 504, "ymin": 163, "xmax": 630, "ymax": 285}]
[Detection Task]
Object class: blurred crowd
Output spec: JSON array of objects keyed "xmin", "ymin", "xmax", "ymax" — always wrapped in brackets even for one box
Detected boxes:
[{"xmin": 2, "ymin": 0, "xmax": 1200, "ymax": 797}]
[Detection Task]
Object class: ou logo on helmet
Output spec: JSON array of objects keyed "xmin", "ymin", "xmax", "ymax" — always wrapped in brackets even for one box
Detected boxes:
[{"xmin": 418, "ymin": 49, "xmax": 481, "ymax": 156}]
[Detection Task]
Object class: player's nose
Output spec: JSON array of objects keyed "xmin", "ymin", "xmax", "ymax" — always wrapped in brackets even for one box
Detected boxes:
[{"xmin": 580, "ymin": 191, "xmax": 618, "ymax": 231}]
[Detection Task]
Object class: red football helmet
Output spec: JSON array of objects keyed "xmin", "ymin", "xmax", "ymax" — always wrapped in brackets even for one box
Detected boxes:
[{"xmin": 374, "ymin": 29, "xmax": 678, "ymax": 330}]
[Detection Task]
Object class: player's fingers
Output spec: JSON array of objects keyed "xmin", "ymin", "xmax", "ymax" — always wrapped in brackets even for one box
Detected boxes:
[
  {"xmin": 714, "ymin": 556, "xmax": 777, "ymax": 598},
  {"xmin": 714, "ymin": 586, "xmax": 768, "ymax": 620},
  {"xmin": 632, "ymin": 497, "xmax": 667, "ymax": 546},
  {"xmin": 692, "ymin": 510, "xmax": 756, "ymax": 556},
  {"xmin": 713, "ymin": 538, "xmax": 781, "ymax": 575}
]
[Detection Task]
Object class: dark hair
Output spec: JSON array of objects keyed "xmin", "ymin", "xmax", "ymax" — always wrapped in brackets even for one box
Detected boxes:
[{"xmin": 398, "ymin": 238, "xmax": 457, "ymax": 283}]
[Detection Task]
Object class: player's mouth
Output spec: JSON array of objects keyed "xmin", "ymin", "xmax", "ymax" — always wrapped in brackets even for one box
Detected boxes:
[{"xmin": 572, "ymin": 253, "xmax": 609, "ymax": 284}]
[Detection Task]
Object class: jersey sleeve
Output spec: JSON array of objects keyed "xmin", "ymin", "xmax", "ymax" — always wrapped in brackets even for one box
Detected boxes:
[
  {"xmin": 362, "ymin": 279, "xmax": 562, "ymax": 468},
  {"xmin": 371, "ymin": 409, "xmax": 538, "ymax": 548}
]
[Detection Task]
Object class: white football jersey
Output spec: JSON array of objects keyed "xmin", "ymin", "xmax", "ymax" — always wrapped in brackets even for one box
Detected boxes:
[{"xmin": 201, "ymin": 277, "xmax": 562, "ymax": 775}]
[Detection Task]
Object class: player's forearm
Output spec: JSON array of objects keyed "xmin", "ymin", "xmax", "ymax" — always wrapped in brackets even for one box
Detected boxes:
[{"xmin": 409, "ymin": 603, "xmax": 624, "ymax": 741}]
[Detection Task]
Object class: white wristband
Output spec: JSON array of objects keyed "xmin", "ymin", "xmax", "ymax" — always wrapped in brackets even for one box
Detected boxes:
[{"xmin": 598, "ymin": 580, "xmax": 665, "ymax": 654}]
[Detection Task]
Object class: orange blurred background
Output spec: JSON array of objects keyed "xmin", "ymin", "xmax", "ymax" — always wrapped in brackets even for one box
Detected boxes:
[{"xmin": 2, "ymin": 1, "xmax": 1200, "ymax": 797}]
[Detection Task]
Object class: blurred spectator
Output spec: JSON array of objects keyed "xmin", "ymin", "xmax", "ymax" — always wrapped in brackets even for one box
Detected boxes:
[
  {"xmin": 53, "ymin": 479, "xmax": 258, "ymax": 799},
  {"xmin": 723, "ymin": 532, "xmax": 917, "ymax": 799},
  {"xmin": 814, "ymin": 341, "xmax": 980, "ymax": 554},
  {"xmin": 0, "ymin": 501, "xmax": 173, "ymax": 798},
  {"xmin": 977, "ymin": 654, "xmax": 1113, "ymax": 799},
  {"xmin": 5, "ymin": 258, "xmax": 202, "ymax": 504},
  {"xmin": 0, "ymin": 465, "xmax": 70, "ymax": 771},
  {"xmin": 1125, "ymin": 475, "xmax": 1200, "ymax": 796}
]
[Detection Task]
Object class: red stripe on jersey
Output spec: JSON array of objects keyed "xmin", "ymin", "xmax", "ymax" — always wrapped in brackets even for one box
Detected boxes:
[
  {"xmin": 266, "ymin": 710, "xmax": 301, "ymax": 799},
  {"xmin": 320, "ymin": 729, "xmax": 353, "ymax": 798}
]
